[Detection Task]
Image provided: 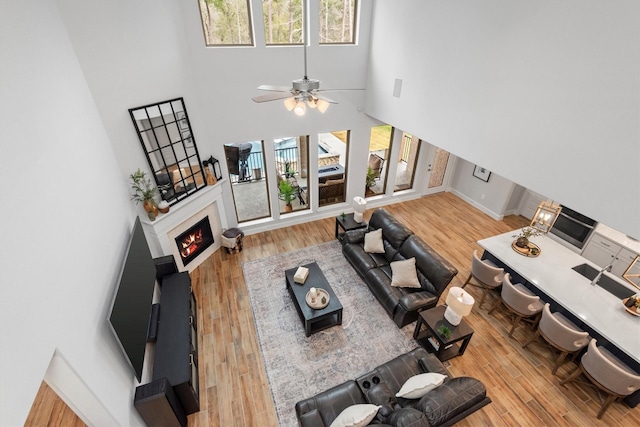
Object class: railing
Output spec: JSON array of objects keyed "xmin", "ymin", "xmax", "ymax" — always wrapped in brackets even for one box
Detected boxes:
[
  {"xmin": 228, "ymin": 147, "xmax": 297, "ymax": 184},
  {"xmin": 401, "ymin": 134, "xmax": 412, "ymax": 163}
]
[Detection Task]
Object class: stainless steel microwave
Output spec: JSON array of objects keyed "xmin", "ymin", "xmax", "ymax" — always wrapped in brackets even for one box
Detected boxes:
[{"xmin": 549, "ymin": 205, "xmax": 597, "ymax": 251}]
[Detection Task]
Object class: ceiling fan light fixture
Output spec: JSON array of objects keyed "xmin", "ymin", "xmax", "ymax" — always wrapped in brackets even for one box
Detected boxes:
[
  {"xmin": 307, "ymin": 97, "xmax": 317, "ymax": 109},
  {"xmin": 283, "ymin": 97, "xmax": 296, "ymax": 111},
  {"xmin": 293, "ymin": 100, "xmax": 306, "ymax": 116},
  {"xmin": 316, "ymin": 98, "xmax": 330, "ymax": 114}
]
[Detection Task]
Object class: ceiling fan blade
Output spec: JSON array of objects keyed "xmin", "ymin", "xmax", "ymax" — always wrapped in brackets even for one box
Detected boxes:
[
  {"xmin": 252, "ymin": 92, "xmax": 293, "ymax": 103},
  {"xmin": 257, "ymin": 84, "xmax": 291, "ymax": 92},
  {"xmin": 316, "ymin": 88, "xmax": 365, "ymax": 92},
  {"xmin": 316, "ymin": 94, "xmax": 338, "ymax": 104}
]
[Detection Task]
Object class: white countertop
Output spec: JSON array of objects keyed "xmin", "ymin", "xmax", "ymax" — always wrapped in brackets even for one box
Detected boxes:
[{"xmin": 478, "ymin": 231, "xmax": 640, "ymax": 364}]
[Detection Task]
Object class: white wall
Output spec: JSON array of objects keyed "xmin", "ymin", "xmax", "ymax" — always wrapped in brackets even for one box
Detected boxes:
[
  {"xmin": 449, "ymin": 159, "xmax": 520, "ymax": 220},
  {"xmin": 365, "ymin": 0, "xmax": 640, "ymax": 238},
  {"xmin": 56, "ymin": 0, "xmax": 385, "ymax": 234},
  {"xmin": 0, "ymin": 2, "xmax": 144, "ymax": 425}
]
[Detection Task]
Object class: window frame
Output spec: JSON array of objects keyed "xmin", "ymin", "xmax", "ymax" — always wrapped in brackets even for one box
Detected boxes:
[
  {"xmin": 198, "ymin": 0, "xmax": 255, "ymax": 47},
  {"xmin": 129, "ymin": 98, "xmax": 207, "ymax": 206},
  {"xmin": 318, "ymin": 0, "xmax": 358, "ymax": 45}
]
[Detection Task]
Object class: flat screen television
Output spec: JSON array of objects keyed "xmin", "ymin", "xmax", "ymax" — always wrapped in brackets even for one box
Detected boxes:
[{"xmin": 108, "ymin": 217, "xmax": 157, "ymax": 382}]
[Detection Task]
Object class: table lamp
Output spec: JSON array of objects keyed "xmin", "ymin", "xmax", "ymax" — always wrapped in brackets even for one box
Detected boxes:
[
  {"xmin": 353, "ymin": 196, "xmax": 367, "ymax": 223},
  {"xmin": 444, "ymin": 286, "xmax": 475, "ymax": 326}
]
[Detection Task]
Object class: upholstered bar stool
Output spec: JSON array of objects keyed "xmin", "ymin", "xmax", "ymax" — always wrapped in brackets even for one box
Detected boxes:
[
  {"xmin": 522, "ymin": 303, "xmax": 590, "ymax": 375},
  {"xmin": 560, "ymin": 339, "xmax": 640, "ymax": 419},
  {"xmin": 488, "ymin": 273, "xmax": 544, "ymax": 338},
  {"xmin": 461, "ymin": 250, "xmax": 504, "ymax": 309}
]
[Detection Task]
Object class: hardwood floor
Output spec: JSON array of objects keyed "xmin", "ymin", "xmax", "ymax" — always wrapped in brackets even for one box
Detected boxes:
[
  {"xmin": 189, "ymin": 192, "xmax": 640, "ymax": 427},
  {"xmin": 24, "ymin": 381, "xmax": 85, "ymax": 427},
  {"xmin": 27, "ymin": 192, "xmax": 640, "ymax": 426}
]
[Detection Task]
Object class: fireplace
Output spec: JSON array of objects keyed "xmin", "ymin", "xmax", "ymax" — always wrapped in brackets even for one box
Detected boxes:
[{"xmin": 174, "ymin": 216, "xmax": 214, "ymax": 267}]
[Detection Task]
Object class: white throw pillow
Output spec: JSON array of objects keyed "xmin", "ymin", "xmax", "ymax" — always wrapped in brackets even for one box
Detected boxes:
[
  {"xmin": 395, "ymin": 373, "xmax": 446, "ymax": 399},
  {"xmin": 363, "ymin": 228, "xmax": 385, "ymax": 253},
  {"xmin": 390, "ymin": 258, "xmax": 421, "ymax": 288},
  {"xmin": 329, "ymin": 404, "xmax": 380, "ymax": 427}
]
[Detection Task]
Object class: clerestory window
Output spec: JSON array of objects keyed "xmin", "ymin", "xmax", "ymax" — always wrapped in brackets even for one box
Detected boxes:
[
  {"xmin": 198, "ymin": 0, "xmax": 254, "ymax": 46},
  {"xmin": 319, "ymin": 0, "xmax": 357, "ymax": 44},
  {"xmin": 198, "ymin": 0, "xmax": 358, "ymax": 47},
  {"xmin": 263, "ymin": 0, "xmax": 304, "ymax": 45}
]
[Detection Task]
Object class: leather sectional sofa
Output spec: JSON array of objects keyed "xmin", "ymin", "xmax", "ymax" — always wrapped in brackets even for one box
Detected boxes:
[
  {"xmin": 295, "ymin": 347, "xmax": 491, "ymax": 427},
  {"xmin": 341, "ymin": 208, "xmax": 458, "ymax": 327}
]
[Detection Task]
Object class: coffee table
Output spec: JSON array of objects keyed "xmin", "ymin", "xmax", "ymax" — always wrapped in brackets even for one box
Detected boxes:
[{"xmin": 285, "ymin": 262, "xmax": 343, "ymax": 337}]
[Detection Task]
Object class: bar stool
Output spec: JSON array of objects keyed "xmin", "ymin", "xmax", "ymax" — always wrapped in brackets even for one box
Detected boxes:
[
  {"xmin": 560, "ymin": 339, "xmax": 640, "ymax": 419},
  {"xmin": 522, "ymin": 303, "xmax": 590, "ymax": 375},
  {"xmin": 489, "ymin": 273, "xmax": 543, "ymax": 338},
  {"xmin": 461, "ymin": 250, "xmax": 504, "ymax": 309}
]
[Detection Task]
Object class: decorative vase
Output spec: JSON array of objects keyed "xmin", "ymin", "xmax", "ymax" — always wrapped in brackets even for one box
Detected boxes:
[
  {"xmin": 285, "ymin": 204, "xmax": 293, "ymax": 213},
  {"xmin": 143, "ymin": 199, "xmax": 159, "ymax": 218},
  {"xmin": 515, "ymin": 237, "xmax": 529, "ymax": 248}
]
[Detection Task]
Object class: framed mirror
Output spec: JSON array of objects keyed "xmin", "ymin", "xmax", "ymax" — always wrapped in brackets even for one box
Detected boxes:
[
  {"xmin": 623, "ymin": 254, "xmax": 640, "ymax": 290},
  {"xmin": 129, "ymin": 98, "xmax": 206, "ymax": 205}
]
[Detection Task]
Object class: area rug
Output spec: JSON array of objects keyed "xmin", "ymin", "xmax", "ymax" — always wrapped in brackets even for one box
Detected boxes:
[{"xmin": 242, "ymin": 240, "xmax": 417, "ymax": 427}]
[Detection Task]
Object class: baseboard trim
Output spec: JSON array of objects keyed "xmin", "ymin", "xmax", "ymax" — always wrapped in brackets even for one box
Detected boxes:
[{"xmin": 449, "ymin": 189, "xmax": 504, "ymax": 221}]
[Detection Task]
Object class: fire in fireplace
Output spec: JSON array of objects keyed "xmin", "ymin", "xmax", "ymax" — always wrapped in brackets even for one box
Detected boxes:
[{"xmin": 174, "ymin": 217, "xmax": 214, "ymax": 267}]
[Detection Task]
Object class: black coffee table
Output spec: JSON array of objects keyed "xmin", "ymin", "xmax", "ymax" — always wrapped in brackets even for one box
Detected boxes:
[{"xmin": 285, "ymin": 262, "xmax": 343, "ymax": 337}]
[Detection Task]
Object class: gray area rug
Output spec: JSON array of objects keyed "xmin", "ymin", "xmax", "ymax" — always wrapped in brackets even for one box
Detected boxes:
[{"xmin": 242, "ymin": 240, "xmax": 417, "ymax": 427}]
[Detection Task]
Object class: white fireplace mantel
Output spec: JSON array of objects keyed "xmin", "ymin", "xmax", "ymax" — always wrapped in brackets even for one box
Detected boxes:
[{"xmin": 139, "ymin": 181, "xmax": 228, "ymax": 271}]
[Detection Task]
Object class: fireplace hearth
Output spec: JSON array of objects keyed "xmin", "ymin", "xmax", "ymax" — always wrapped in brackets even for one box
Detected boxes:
[{"xmin": 174, "ymin": 216, "xmax": 214, "ymax": 267}]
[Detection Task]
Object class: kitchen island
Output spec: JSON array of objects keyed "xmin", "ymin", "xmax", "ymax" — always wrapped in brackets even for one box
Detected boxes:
[{"xmin": 478, "ymin": 230, "xmax": 640, "ymax": 406}]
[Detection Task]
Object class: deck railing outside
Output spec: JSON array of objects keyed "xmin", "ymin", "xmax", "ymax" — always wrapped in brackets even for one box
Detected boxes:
[{"xmin": 229, "ymin": 147, "xmax": 298, "ymax": 184}]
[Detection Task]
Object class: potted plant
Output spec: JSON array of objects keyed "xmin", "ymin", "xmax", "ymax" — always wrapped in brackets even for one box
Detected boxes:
[
  {"xmin": 437, "ymin": 324, "xmax": 452, "ymax": 339},
  {"xmin": 130, "ymin": 169, "xmax": 159, "ymax": 219},
  {"xmin": 365, "ymin": 167, "xmax": 377, "ymax": 194},
  {"xmin": 513, "ymin": 226, "xmax": 542, "ymax": 248},
  {"xmin": 279, "ymin": 179, "xmax": 296, "ymax": 213},
  {"xmin": 284, "ymin": 161, "xmax": 295, "ymax": 178}
]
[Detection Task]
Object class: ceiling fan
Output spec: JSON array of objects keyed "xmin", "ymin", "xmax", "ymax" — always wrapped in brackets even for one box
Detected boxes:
[{"xmin": 252, "ymin": 42, "xmax": 337, "ymax": 116}]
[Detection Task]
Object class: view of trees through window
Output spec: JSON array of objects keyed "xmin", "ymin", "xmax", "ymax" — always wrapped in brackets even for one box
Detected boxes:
[
  {"xmin": 320, "ymin": 0, "xmax": 357, "ymax": 44},
  {"xmin": 199, "ymin": 0, "xmax": 357, "ymax": 46},
  {"xmin": 198, "ymin": 0, "xmax": 253, "ymax": 46},
  {"xmin": 263, "ymin": 0, "xmax": 303, "ymax": 45}
]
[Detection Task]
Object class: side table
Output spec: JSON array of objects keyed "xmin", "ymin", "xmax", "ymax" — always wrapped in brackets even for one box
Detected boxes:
[
  {"xmin": 335, "ymin": 213, "xmax": 368, "ymax": 240},
  {"xmin": 413, "ymin": 305, "xmax": 474, "ymax": 361}
]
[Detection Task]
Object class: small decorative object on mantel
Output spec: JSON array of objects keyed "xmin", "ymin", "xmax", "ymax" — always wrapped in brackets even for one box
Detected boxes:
[
  {"xmin": 130, "ymin": 168, "xmax": 159, "ymax": 221},
  {"xmin": 157, "ymin": 200, "xmax": 170, "ymax": 214},
  {"xmin": 202, "ymin": 156, "xmax": 223, "ymax": 182},
  {"xmin": 294, "ymin": 266, "xmax": 309, "ymax": 284}
]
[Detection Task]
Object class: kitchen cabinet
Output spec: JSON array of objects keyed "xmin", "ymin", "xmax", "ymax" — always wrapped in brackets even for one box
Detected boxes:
[
  {"xmin": 582, "ymin": 233, "xmax": 638, "ymax": 279},
  {"xmin": 614, "ymin": 248, "xmax": 638, "ymax": 277}
]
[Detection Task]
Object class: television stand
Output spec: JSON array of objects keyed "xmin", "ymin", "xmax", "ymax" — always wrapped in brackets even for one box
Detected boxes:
[{"xmin": 134, "ymin": 272, "xmax": 199, "ymax": 425}]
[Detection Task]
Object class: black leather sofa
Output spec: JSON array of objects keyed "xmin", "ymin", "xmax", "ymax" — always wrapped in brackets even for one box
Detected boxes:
[
  {"xmin": 341, "ymin": 208, "xmax": 458, "ymax": 327},
  {"xmin": 295, "ymin": 347, "xmax": 491, "ymax": 427}
]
